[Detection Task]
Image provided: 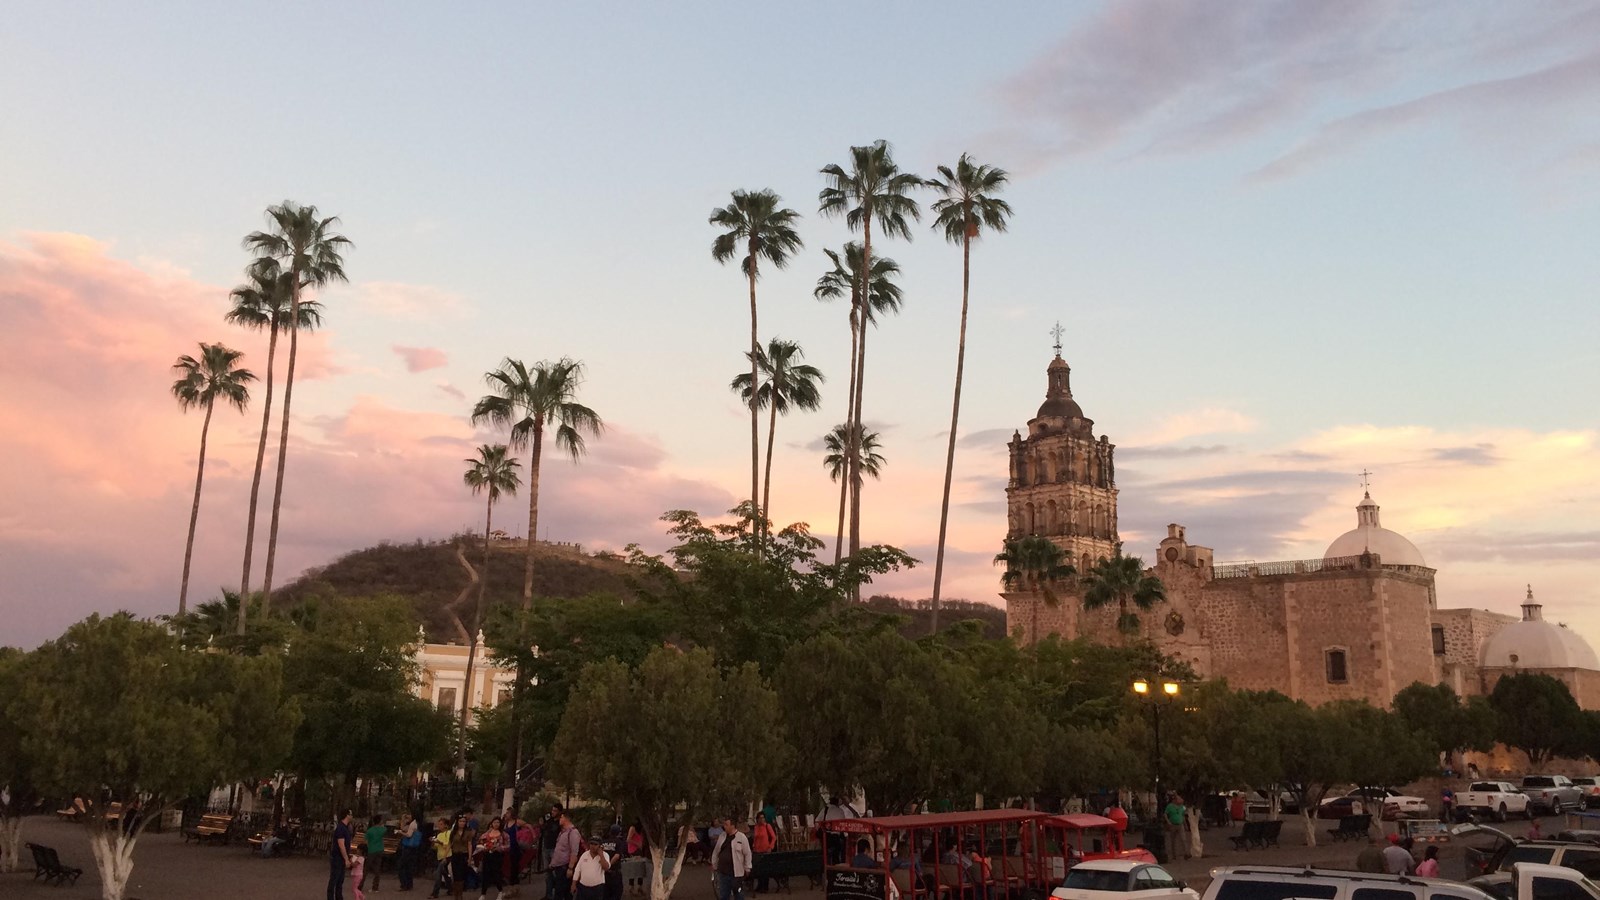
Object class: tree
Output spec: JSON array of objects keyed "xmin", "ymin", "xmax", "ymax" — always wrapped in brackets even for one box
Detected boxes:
[
  {"xmin": 1392, "ymin": 681, "xmax": 1497, "ymax": 771},
  {"xmin": 730, "ymin": 338, "xmax": 824, "ymax": 541},
  {"xmin": 1081, "ymin": 546, "xmax": 1167, "ymax": 638},
  {"xmin": 549, "ymin": 647, "xmax": 787, "ymax": 900},
  {"xmin": 813, "ymin": 244, "xmax": 902, "ymax": 562},
  {"xmin": 242, "ymin": 201, "xmax": 351, "ymax": 606},
  {"xmin": 0, "ymin": 647, "xmax": 38, "ymax": 874},
  {"xmin": 225, "ymin": 258, "xmax": 322, "ymax": 634},
  {"xmin": 459, "ymin": 444, "xmax": 521, "ymax": 773},
  {"xmin": 9, "ymin": 614, "xmax": 297, "ymax": 900},
  {"xmin": 710, "ymin": 190, "xmax": 804, "ymax": 538},
  {"xmin": 927, "ymin": 153, "xmax": 1012, "ymax": 636},
  {"xmin": 1489, "ymin": 672, "xmax": 1586, "ymax": 766},
  {"xmin": 470, "ymin": 357, "xmax": 603, "ymax": 607},
  {"xmin": 818, "ymin": 141, "xmax": 922, "ymax": 575},
  {"xmin": 171, "ymin": 342, "xmax": 254, "ymax": 615},
  {"xmin": 1271, "ymin": 699, "xmax": 1344, "ymax": 846},
  {"xmin": 993, "ymin": 535, "xmax": 1075, "ymax": 644}
]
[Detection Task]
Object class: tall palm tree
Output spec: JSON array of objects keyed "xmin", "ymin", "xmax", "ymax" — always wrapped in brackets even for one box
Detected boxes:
[
  {"xmin": 709, "ymin": 190, "xmax": 804, "ymax": 537},
  {"xmin": 458, "ymin": 443, "xmax": 521, "ymax": 773},
  {"xmin": 818, "ymin": 141, "xmax": 922, "ymax": 572},
  {"xmin": 822, "ymin": 423, "xmax": 885, "ymax": 562},
  {"xmin": 1081, "ymin": 545, "xmax": 1168, "ymax": 639},
  {"xmin": 928, "ymin": 154, "xmax": 1013, "ymax": 635},
  {"xmin": 993, "ymin": 535, "xmax": 1073, "ymax": 644},
  {"xmin": 171, "ymin": 343, "xmax": 254, "ymax": 615},
  {"xmin": 730, "ymin": 338, "xmax": 825, "ymax": 540},
  {"xmin": 224, "ymin": 259, "xmax": 324, "ymax": 635},
  {"xmin": 242, "ymin": 202, "xmax": 351, "ymax": 607},
  {"xmin": 813, "ymin": 243, "xmax": 903, "ymax": 562},
  {"xmin": 470, "ymin": 357, "xmax": 603, "ymax": 608}
]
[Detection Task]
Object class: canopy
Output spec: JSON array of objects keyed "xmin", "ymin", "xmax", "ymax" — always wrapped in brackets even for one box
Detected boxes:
[{"xmin": 1049, "ymin": 814, "xmax": 1116, "ymax": 830}]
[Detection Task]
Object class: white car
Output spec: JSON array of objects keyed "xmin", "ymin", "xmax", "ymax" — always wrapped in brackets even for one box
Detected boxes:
[
  {"xmin": 1322, "ymin": 787, "xmax": 1430, "ymax": 820},
  {"xmin": 1051, "ymin": 859, "xmax": 1199, "ymax": 900}
]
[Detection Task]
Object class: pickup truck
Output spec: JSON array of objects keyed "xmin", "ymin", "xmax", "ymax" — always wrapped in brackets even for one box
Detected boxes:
[
  {"xmin": 1459, "ymin": 782, "xmax": 1533, "ymax": 821},
  {"xmin": 1470, "ymin": 861, "xmax": 1600, "ymax": 900},
  {"xmin": 1522, "ymin": 775, "xmax": 1585, "ymax": 814}
]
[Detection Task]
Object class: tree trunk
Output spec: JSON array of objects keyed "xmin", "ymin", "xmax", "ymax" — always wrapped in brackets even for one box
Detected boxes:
[
  {"xmin": 458, "ymin": 496, "xmax": 492, "ymax": 774},
  {"xmin": 929, "ymin": 231, "xmax": 972, "ymax": 636},
  {"xmin": 87, "ymin": 820, "xmax": 139, "ymax": 900},
  {"xmin": 522, "ymin": 417, "xmax": 545, "ymax": 609},
  {"xmin": 849, "ymin": 219, "xmax": 872, "ymax": 600},
  {"xmin": 747, "ymin": 262, "xmax": 761, "ymax": 545},
  {"xmin": 260, "ymin": 276, "xmax": 303, "ymax": 605},
  {"xmin": 177, "ymin": 399, "xmax": 216, "ymax": 615},
  {"xmin": 1302, "ymin": 807, "xmax": 1317, "ymax": 847},
  {"xmin": 834, "ymin": 305, "xmax": 860, "ymax": 566},
  {"xmin": 648, "ymin": 827, "xmax": 692, "ymax": 900},
  {"xmin": 0, "ymin": 814, "xmax": 21, "ymax": 874},
  {"xmin": 762, "ymin": 377, "xmax": 779, "ymax": 539},
  {"xmin": 237, "ymin": 320, "xmax": 279, "ymax": 634}
]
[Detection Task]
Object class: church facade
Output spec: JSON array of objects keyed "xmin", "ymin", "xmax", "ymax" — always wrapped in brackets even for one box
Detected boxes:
[{"xmin": 1001, "ymin": 350, "xmax": 1597, "ymax": 708}]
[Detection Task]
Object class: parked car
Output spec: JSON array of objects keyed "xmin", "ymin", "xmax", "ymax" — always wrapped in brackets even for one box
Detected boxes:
[
  {"xmin": 1200, "ymin": 865, "xmax": 1497, "ymax": 900},
  {"xmin": 1454, "ymin": 824, "xmax": 1600, "ymax": 878},
  {"xmin": 1522, "ymin": 776, "xmax": 1585, "ymax": 814},
  {"xmin": 1571, "ymin": 778, "xmax": 1600, "ymax": 809},
  {"xmin": 1469, "ymin": 862, "xmax": 1600, "ymax": 900},
  {"xmin": 1458, "ymin": 782, "xmax": 1533, "ymax": 822},
  {"xmin": 1318, "ymin": 787, "xmax": 1428, "ymax": 820},
  {"xmin": 1050, "ymin": 860, "xmax": 1198, "ymax": 900}
]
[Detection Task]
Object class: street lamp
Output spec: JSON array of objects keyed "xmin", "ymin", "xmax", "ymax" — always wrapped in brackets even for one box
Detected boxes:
[{"xmin": 1131, "ymin": 679, "xmax": 1181, "ymax": 805}]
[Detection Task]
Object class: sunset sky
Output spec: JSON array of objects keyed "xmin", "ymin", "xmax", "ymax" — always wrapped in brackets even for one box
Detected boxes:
[{"xmin": 3, "ymin": 1, "xmax": 1598, "ymax": 648}]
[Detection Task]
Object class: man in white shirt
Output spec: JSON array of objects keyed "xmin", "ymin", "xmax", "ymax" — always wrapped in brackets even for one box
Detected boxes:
[
  {"xmin": 572, "ymin": 836, "xmax": 611, "ymax": 900},
  {"xmin": 711, "ymin": 816, "xmax": 752, "ymax": 900}
]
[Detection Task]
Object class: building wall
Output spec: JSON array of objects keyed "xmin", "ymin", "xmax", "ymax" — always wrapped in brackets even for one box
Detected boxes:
[
  {"xmin": 1432, "ymin": 608, "xmax": 1518, "ymax": 697},
  {"xmin": 416, "ymin": 641, "xmax": 516, "ymax": 725}
]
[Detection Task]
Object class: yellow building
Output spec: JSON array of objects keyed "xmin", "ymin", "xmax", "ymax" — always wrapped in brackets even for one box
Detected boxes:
[{"xmin": 414, "ymin": 629, "xmax": 517, "ymax": 724}]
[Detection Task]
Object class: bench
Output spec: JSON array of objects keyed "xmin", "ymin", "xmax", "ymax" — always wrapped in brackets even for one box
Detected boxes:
[
  {"xmin": 1329, "ymin": 814, "xmax": 1372, "ymax": 842},
  {"xmin": 750, "ymin": 849, "xmax": 823, "ymax": 892},
  {"xmin": 184, "ymin": 812, "xmax": 236, "ymax": 844},
  {"xmin": 1229, "ymin": 819, "xmax": 1283, "ymax": 850},
  {"xmin": 27, "ymin": 843, "xmax": 84, "ymax": 886}
]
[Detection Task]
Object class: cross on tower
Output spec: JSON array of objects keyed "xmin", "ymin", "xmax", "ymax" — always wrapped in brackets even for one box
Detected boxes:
[
  {"xmin": 1358, "ymin": 469, "xmax": 1373, "ymax": 491},
  {"xmin": 1050, "ymin": 321, "xmax": 1065, "ymax": 355}
]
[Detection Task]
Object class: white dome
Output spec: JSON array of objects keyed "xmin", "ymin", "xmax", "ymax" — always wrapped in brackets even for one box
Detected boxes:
[
  {"xmin": 1323, "ymin": 492, "xmax": 1427, "ymax": 567},
  {"xmin": 1481, "ymin": 590, "xmax": 1600, "ymax": 670}
]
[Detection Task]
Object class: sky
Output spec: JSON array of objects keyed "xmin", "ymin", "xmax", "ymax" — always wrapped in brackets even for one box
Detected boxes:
[{"xmin": 2, "ymin": 1, "xmax": 1598, "ymax": 649}]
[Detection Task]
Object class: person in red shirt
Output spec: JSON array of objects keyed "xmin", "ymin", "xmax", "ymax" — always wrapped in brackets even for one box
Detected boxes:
[{"xmin": 751, "ymin": 813, "xmax": 778, "ymax": 893}]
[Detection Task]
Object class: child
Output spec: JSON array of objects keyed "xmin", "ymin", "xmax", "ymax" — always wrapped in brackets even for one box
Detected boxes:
[{"xmin": 351, "ymin": 852, "xmax": 367, "ymax": 900}]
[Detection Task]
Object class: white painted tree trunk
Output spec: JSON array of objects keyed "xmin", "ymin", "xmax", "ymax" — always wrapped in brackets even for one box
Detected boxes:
[
  {"xmin": 1302, "ymin": 808, "xmax": 1318, "ymax": 848},
  {"xmin": 0, "ymin": 815, "xmax": 21, "ymax": 873},
  {"xmin": 1185, "ymin": 809, "xmax": 1203, "ymax": 858},
  {"xmin": 649, "ymin": 826, "xmax": 690, "ymax": 900},
  {"xmin": 88, "ymin": 825, "xmax": 139, "ymax": 900}
]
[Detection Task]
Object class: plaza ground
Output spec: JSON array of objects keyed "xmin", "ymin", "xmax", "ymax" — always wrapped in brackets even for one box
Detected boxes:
[{"xmin": 1, "ymin": 813, "xmax": 1544, "ymax": 899}]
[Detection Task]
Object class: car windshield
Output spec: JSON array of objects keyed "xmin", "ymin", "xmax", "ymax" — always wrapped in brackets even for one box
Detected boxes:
[
  {"xmin": 1064, "ymin": 869, "xmax": 1129, "ymax": 892},
  {"xmin": 1471, "ymin": 783, "xmax": 1505, "ymax": 792},
  {"xmin": 1526, "ymin": 778, "xmax": 1557, "ymax": 788}
]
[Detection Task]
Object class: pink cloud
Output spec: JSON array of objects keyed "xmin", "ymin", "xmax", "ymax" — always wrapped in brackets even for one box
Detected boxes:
[{"xmin": 393, "ymin": 345, "xmax": 449, "ymax": 373}]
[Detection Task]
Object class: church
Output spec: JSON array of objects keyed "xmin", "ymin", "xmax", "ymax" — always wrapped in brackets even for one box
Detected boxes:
[{"xmin": 1002, "ymin": 347, "xmax": 1600, "ymax": 709}]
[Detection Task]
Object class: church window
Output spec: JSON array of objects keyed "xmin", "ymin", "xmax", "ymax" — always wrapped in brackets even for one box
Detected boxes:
[
  {"xmin": 1325, "ymin": 649, "xmax": 1348, "ymax": 684},
  {"xmin": 1432, "ymin": 625, "xmax": 1446, "ymax": 656},
  {"xmin": 436, "ymin": 687, "xmax": 458, "ymax": 712}
]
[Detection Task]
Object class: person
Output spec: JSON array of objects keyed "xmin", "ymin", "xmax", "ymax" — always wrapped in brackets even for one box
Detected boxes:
[
  {"xmin": 1163, "ymin": 794, "xmax": 1189, "ymax": 861},
  {"xmin": 1382, "ymin": 834, "xmax": 1414, "ymax": 876},
  {"xmin": 399, "ymin": 813, "xmax": 423, "ymax": 892},
  {"xmin": 430, "ymin": 818, "xmax": 454, "ymax": 899},
  {"xmin": 331, "ymin": 809, "xmax": 356, "ymax": 900},
  {"xmin": 819, "ymin": 797, "xmax": 860, "ymax": 865},
  {"xmin": 1441, "ymin": 787, "xmax": 1456, "ymax": 823},
  {"xmin": 751, "ymin": 813, "xmax": 778, "ymax": 893},
  {"xmin": 851, "ymin": 839, "xmax": 877, "ymax": 869},
  {"xmin": 261, "ymin": 822, "xmax": 290, "ymax": 858},
  {"xmin": 572, "ymin": 835, "xmax": 610, "ymax": 900},
  {"xmin": 967, "ymin": 850, "xmax": 993, "ymax": 900},
  {"xmin": 365, "ymin": 815, "xmax": 388, "ymax": 893},
  {"xmin": 450, "ymin": 813, "xmax": 477, "ymax": 900},
  {"xmin": 626, "ymin": 823, "xmax": 645, "ymax": 858},
  {"xmin": 1469, "ymin": 761, "xmax": 1482, "ymax": 779},
  {"xmin": 353, "ymin": 852, "xmax": 369, "ymax": 900},
  {"xmin": 541, "ymin": 805, "xmax": 564, "ymax": 872},
  {"xmin": 711, "ymin": 816, "xmax": 752, "ymax": 900},
  {"xmin": 479, "ymin": 816, "xmax": 508, "ymax": 900},
  {"xmin": 1355, "ymin": 835, "xmax": 1386, "ymax": 873},
  {"xmin": 503, "ymin": 810, "xmax": 523, "ymax": 898},
  {"xmin": 1530, "ymin": 817, "xmax": 1544, "ymax": 840},
  {"xmin": 548, "ymin": 812, "xmax": 584, "ymax": 900},
  {"xmin": 1416, "ymin": 845, "xmax": 1440, "ymax": 878}
]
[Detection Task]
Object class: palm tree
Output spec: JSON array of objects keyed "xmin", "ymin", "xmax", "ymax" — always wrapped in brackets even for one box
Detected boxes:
[
  {"xmin": 993, "ymin": 535, "xmax": 1074, "ymax": 644},
  {"xmin": 730, "ymin": 338, "xmax": 825, "ymax": 540},
  {"xmin": 1081, "ymin": 545, "xmax": 1168, "ymax": 639},
  {"xmin": 470, "ymin": 358, "xmax": 603, "ymax": 608},
  {"xmin": 458, "ymin": 443, "xmax": 521, "ymax": 773},
  {"xmin": 818, "ymin": 141, "xmax": 922, "ymax": 572},
  {"xmin": 813, "ymin": 243, "xmax": 903, "ymax": 562},
  {"xmin": 171, "ymin": 343, "xmax": 254, "ymax": 615},
  {"xmin": 242, "ymin": 202, "xmax": 351, "ymax": 606},
  {"xmin": 224, "ymin": 259, "xmax": 324, "ymax": 635},
  {"xmin": 709, "ymin": 190, "xmax": 804, "ymax": 537},
  {"xmin": 928, "ymin": 154, "xmax": 1013, "ymax": 636},
  {"xmin": 822, "ymin": 424, "xmax": 885, "ymax": 561}
]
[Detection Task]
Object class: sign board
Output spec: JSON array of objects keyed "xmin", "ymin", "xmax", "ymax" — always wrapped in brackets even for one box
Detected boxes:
[
  {"xmin": 1401, "ymin": 819, "xmax": 1450, "ymax": 843},
  {"xmin": 827, "ymin": 869, "xmax": 887, "ymax": 900}
]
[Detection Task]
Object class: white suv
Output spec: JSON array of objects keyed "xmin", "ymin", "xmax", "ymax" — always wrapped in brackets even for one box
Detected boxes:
[{"xmin": 1199, "ymin": 866, "xmax": 1497, "ymax": 900}]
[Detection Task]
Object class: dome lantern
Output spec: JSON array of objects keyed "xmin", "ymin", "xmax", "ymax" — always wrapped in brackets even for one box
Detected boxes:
[{"xmin": 1323, "ymin": 490, "xmax": 1427, "ymax": 567}]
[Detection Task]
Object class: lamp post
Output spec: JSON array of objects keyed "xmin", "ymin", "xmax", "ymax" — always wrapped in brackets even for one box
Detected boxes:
[{"xmin": 1131, "ymin": 678, "xmax": 1181, "ymax": 817}]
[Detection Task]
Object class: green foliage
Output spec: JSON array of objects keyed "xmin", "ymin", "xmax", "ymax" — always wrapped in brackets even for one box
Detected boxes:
[
  {"xmin": 1081, "ymin": 547, "xmax": 1167, "ymax": 635},
  {"xmin": 1322, "ymin": 700, "xmax": 1436, "ymax": 789},
  {"xmin": 709, "ymin": 189, "xmax": 805, "ymax": 278},
  {"xmin": 823, "ymin": 425, "xmax": 885, "ymax": 483},
  {"xmin": 171, "ymin": 342, "xmax": 255, "ymax": 414},
  {"xmin": 994, "ymin": 535, "xmax": 1075, "ymax": 604},
  {"xmin": 1392, "ymin": 681, "xmax": 1498, "ymax": 757},
  {"xmin": 1489, "ymin": 672, "xmax": 1586, "ymax": 765}
]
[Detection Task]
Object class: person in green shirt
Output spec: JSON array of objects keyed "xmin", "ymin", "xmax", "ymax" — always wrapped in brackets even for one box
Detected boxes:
[
  {"xmin": 364, "ymin": 816, "xmax": 388, "ymax": 892},
  {"xmin": 1162, "ymin": 794, "xmax": 1190, "ymax": 860}
]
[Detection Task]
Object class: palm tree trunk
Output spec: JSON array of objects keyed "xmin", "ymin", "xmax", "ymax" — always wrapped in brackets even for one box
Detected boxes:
[
  {"xmin": 260, "ymin": 278, "xmax": 302, "ymax": 605},
  {"xmin": 930, "ymin": 231, "xmax": 973, "ymax": 636},
  {"xmin": 834, "ymin": 306, "xmax": 860, "ymax": 565},
  {"xmin": 849, "ymin": 220, "xmax": 872, "ymax": 600},
  {"xmin": 236, "ymin": 321, "xmax": 279, "ymax": 635},
  {"xmin": 178, "ymin": 399, "xmax": 217, "ymax": 615},
  {"xmin": 522, "ymin": 418, "xmax": 544, "ymax": 609},
  {"xmin": 748, "ymin": 264, "xmax": 761, "ymax": 545},
  {"xmin": 762, "ymin": 380, "xmax": 778, "ymax": 540},
  {"xmin": 456, "ymin": 496, "xmax": 492, "ymax": 775}
]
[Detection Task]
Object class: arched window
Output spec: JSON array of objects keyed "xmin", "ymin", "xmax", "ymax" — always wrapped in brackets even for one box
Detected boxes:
[{"xmin": 1326, "ymin": 649, "xmax": 1349, "ymax": 684}]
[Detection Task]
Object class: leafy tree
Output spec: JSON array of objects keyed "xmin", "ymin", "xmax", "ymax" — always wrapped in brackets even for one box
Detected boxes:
[
  {"xmin": 0, "ymin": 647, "xmax": 39, "ymax": 873},
  {"xmin": 243, "ymin": 201, "xmax": 351, "ymax": 605},
  {"xmin": 1272, "ymin": 699, "xmax": 1344, "ymax": 846},
  {"xmin": 1081, "ymin": 546, "xmax": 1167, "ymax": 638},
  {"xmin": 710, "ymin": 189, "xmax": 804, "ymax": 537},
  {"xmin": 225, "ymin": 259, "xmax": 322, "ymax": 634},
  {"xmin": 730, "ymin": 338, "xmax": 824, "ymax": 540},
  {"xmin": 170, "ymin": 589, "xmax": 289, "ymax": 654},
  {"xmin": 1326, "ymin": 700, "xmax": 1437, "ymax": 803},
  {"xmin": 814, "ymin": 242, "xmax": 902, "ymax": 563},
  {"xmin": 993, "ymin": 535, "xmax": 1075, "ymax": 644},
  {"xmin": 1489, "ymin": 672, "xmax": 1586, "ymax": 765},
  {"xmin": 471, "ymin": 357, "xmax": 604, "ymax": 606},
  {"xmin": 171, "ymin": 342, "xmax": 254, "ymax": 614},
  {"xmin": 818, "ymin": 141, "xmax": 922, "ymax": 574},
  {"xmin": 1392, "ymin": 681, "xmax": 1497, "ymax": 770},
  {"xmin": 459, "ymin": 444, "xmax": 521, "ymax": 772},
  {"xmin": 927, "ymin": 153, "xmax": 1012, "ymax": 635},
  {"xmin": 549, "ymin": 647, "xmax": 786, "ymax": 900},
  {"xmin": 9, "ymin": 614, "xmax": 297, "ymax": 900}
]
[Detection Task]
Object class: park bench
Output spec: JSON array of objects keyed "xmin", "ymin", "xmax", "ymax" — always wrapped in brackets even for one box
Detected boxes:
[
  {"xmin": 27, "ymin": 842, "xmax": 84, "ymax": 886},
  {"xmin": 1329, "ymin": 814, "xmax": 1372, "ymax": 842},
  {"xmin": 184, "ymin": 812, "xmax": 236, "ymax": 844},
  {"xmin": 750, "ymin": 849, "xmax": 823, "ymax": 892},
  {"xmin": 1229, "ymin": 819, "xmax": 1283, "ymax": 850}
]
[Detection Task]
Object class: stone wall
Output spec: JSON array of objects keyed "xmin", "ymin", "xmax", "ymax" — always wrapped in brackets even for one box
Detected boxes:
[
  {"xmin": 1480, "ymin": 665, "xmax": 1600, "ymax": 710},
  {"xmin": 1432, "ymin": 608, "xmax": 1517, "ymax": 697}
]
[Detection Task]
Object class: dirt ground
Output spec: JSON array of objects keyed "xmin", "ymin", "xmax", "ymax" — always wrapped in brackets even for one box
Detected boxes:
[{"xmin": 0, "ymin": 813, "xmax": 1547, "ymax": 900}]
